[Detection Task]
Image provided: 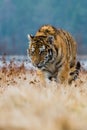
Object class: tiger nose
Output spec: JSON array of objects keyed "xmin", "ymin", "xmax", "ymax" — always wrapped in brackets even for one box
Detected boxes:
[
  {"xmin": 37, "ymin": 64, "xmax": 42, "ymax": 68},
  {"xmin": 35, "ymin": 63, "xmax": 42, "ymax": 68},
  {"xmin": 33, "ymin": 62, "xmax": 39, "ymax": 67}
]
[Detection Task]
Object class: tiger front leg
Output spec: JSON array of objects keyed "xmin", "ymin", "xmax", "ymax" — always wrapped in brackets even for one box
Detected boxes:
[
  {"xmin": 57, "ymin": 62, "xmax": 70, "ymax": 84},
  {"xmin": 68, "ymin": 67, "xmax": 77, "ymax": 84},
  {"xmin": 36, "ymin": 69, "xmax": 47, "ymax": 87}
]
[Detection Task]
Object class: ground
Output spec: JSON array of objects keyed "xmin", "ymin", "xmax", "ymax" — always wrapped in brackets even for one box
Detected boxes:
[{"xmin": 0, "ymin": 56, "xmax": 87, "ymax": 130}]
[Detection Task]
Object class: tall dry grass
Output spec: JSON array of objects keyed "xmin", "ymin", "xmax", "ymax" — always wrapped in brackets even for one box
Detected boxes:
[{"xmin": 0, "ymin": 57, "xmax": 87, "ymax": 130}]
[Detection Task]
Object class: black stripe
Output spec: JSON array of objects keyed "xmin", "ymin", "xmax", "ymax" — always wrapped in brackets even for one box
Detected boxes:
[
  {"xmin": 56, "ymin": 59, "xmax": 64, "ymax": 71},
  {"xmin": 68, "ymin": 40, "xmax": 71, "ymax": 58},
  {"xmin": 70, "ymin": 70, "xmax": 79, "ymax": 76},
  {"xmin": 66, "ymin": 34, "xmax": 70, "ymax": 57},
  {"xmin": 54, "ymin": 45, "xmax": 58, "ymax": 56},
  {"xmin": 76, "ymin": 61, "xmax": 81, "ymax": 70},
  {"xmin": 70, "ymin": 62, "xmax": 75, "ymax": 68},
  {"xmin": 56, "ymin": 54, "xmax": 63, "ymax": 66},
  {"xmin": 65, "ymin": 32, "xmax": 71, "ymax": 59},
  {"xmin": 57, "ymin": 62, "xmax": 64, "ymax": 69}
]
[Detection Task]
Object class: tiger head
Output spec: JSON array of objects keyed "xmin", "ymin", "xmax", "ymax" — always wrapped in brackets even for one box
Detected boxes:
[{"xmin": 27, "ymin": 34, "xmax": 57, "ymax": 70}]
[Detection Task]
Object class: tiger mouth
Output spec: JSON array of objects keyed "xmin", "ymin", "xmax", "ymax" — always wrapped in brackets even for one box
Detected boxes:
[
  {"xmin": 32, "ymin": 62, "xmax": 44, "ymax": 69},
  {"xmin": 37, "ymin": 65, "xmax": 42, "ymax": 69},
  {"xmin": 36, "ymin": 64, "xmax": 46, "ymax": 70}
]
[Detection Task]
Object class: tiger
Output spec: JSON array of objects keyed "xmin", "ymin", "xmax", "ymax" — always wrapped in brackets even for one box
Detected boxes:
[{"xmin": 27, "ymin": 25, "xmax": 80, "ymax": 84}]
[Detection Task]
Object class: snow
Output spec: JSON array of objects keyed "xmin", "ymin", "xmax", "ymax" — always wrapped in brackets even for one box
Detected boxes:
[
  {"xmin": 80, "ymin": 60, "xmax": 87, "ymax": 70},
  {"xmin": 0, "ymin": 55, "xmax": 87, "ymax": 70},
  {"xmin": 0, "ymin": 55, "xmax": 35, "ymax": 70}
]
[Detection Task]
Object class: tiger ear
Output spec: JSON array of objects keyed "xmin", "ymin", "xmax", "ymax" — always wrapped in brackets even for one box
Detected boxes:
[
  {"xmin": 27, "ymin": 34, "xmax": 34, "ymax": 41},
  {"xmin": 47, "ymin": 35, "xmax": 54, "ymax": 44}
]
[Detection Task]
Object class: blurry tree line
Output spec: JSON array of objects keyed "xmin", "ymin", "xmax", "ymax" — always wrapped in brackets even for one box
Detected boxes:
[{"xmin": 0, "ymin": 0, "xmax": 87, "ymax": 55}]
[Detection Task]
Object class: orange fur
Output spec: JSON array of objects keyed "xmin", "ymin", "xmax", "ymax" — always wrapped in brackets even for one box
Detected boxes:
[{"xmin": 27, "ymin": 25, "xmax": 79, "ymax": 84}]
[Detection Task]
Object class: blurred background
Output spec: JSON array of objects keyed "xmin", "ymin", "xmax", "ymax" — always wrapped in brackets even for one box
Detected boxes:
[{"xmin": 0, "ymin": 0, "xmax": 87, "ymax": 55}]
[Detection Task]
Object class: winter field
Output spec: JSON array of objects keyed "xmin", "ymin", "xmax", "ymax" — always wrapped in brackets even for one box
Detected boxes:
[{"xmin": 0, "ymin": 55, "xmax": 87, "ymax": 130}]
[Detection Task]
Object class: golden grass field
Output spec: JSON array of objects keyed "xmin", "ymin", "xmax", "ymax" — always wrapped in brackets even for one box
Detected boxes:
[{"xmin": 0, "ymin": 56, "xmax": 87, "ymax": 130}]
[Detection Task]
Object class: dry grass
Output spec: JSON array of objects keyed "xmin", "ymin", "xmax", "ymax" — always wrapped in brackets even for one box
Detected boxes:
[{"xmin": 0, "ymin": 57, "xmax": 87, "ymax": 130}]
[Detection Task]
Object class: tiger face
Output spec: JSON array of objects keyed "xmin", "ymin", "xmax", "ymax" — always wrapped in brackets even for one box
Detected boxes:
[{"xmin": 28, "ymin": 35, "xmax": 56, "ymax": 70}]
